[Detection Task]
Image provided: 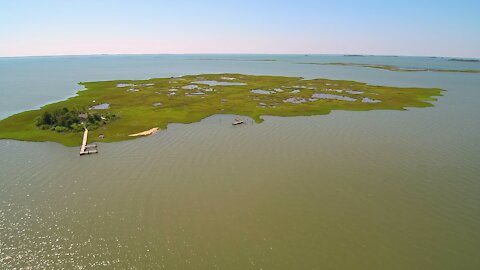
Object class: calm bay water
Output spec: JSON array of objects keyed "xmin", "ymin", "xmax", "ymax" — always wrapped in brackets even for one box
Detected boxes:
[{"xmin": 0, "ymin": 55, "xmax": 479, "ymax": 269}]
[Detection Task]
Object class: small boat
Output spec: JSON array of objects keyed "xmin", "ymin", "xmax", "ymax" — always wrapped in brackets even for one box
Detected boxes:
[{"xmin": 232, "ymin": 118, "xmax": 244, "ymax": 125}]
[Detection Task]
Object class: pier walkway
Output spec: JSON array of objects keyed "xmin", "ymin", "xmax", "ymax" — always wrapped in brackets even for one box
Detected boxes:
[{"xmin": 79, "ymin": 128, "xmax": 98, "ymax": 155}]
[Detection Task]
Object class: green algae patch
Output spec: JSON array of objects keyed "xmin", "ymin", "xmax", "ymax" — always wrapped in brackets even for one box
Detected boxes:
[
  {"xmin": 300, "ymin": 62, "xmax": 480, "ymax": 73},
  {"xmin": 0, "ymin": 74, "xmax": 443, "ymax": 146}
]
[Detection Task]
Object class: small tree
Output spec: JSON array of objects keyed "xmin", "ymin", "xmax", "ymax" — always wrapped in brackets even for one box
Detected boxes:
[{"xmin": 38, "ymin": 111, "xmax": 53, "ymax": 126}]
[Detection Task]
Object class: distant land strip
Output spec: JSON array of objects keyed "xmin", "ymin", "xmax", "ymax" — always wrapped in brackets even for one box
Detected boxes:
[
  {"xmin": 297, "ymin": 62, "xmax": 480, "ymax": 73},
  {"xmin": 189, "ymin": 58, "xmax": 278, "ymax": 62}
]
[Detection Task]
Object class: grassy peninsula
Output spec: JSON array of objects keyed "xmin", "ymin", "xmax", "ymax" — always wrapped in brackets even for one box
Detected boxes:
[
  {"xmin": 299, "ymin": 62, "xmax": 480, "ymax": 73},
  {"xmin": 0, "ymin": 74, "xmax": 443, "ymax": 146}
]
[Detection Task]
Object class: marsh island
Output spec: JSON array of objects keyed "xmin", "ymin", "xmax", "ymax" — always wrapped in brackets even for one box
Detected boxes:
[{"xmin": 0, "ymin": 74, "xmax": 442, "ymax": 146}]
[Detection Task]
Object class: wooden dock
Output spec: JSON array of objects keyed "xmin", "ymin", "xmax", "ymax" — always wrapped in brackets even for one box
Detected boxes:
[{"xmin": 79, "ymin": 128, "xmax": 98, "ymax": 155}]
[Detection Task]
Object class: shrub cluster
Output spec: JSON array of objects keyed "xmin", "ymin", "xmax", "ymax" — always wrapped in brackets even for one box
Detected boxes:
[{"xmin": 35, "ymin": 107, "xmax": 116, "ymax": 132}]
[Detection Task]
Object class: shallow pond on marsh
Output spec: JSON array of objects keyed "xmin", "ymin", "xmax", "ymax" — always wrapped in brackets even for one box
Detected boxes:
[
  {"xmin": 0, "ymin": 54, "xmax": 479, "ymax": 269},
  {"xmin": 251, "ymin": 89, "xmax": 274, "ymax": 94},
  {"xmin": 88, "ymin": 103, "xmax": 110, "ymax": 110},
  {"xmin": 311, "ymin": 93, "xmax": 357, "ymax": 101},
  {"xmin": 192, "ymin": 80, "xmax": 246, "ymax": 86},
  {"xmin": 362, "ymin": 97, "xmax": 382, "ymax": 103}
]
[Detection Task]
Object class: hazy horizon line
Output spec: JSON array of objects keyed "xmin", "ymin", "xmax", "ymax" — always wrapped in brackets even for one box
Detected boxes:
[{"xmin": 1, "ymin": 52, "xmax": 478, "ymax": 59}]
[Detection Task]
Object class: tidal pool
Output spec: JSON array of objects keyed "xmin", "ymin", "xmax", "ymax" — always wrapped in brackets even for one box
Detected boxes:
[
  {"xmin": 89, "ymin": 103, "xmax": 110, "ymax": 110},
  {"xmin": 117, "ymin": 83, "xmax": 135, "ymax": 88},
  {"xmin": 192, "ymin": 80, "xmax": 246, "ymax": 86},
  {"xmin": 362, "ymin": 97, "xmax": 382, "ymax": 103},
  {"xmin": 283, "ymin": 97, "xmax": 307, "ymax": 104},
  {"xmin": 312, "ymin": 93, "xmax": 357, "ymax": 101},
  {"xmin": 117, "ymin": 83, "xmax": 154, "ymax": 88},
  {"xmin": 326, "ymin": 89, "xmax": 344, "ymax": 93},
  {"xmin": 182, "ymin": 85, "xmax": 198, "ymax": 90},
  {"xmin": 251, "ymin": 89, "xmax": 274, "ymax": 94},
  {"xmin": 346, "ymin": 90, "xmax": 364, "ymax": 94},
  {"xmin": 220, "ymin": 76, "xmax": 237, "ymax": 80}
]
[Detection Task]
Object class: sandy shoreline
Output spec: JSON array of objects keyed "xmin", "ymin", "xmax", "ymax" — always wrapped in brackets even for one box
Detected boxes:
[{"xmin": 128, "ymin": 127, "xmax": 159, "ymax": 137}]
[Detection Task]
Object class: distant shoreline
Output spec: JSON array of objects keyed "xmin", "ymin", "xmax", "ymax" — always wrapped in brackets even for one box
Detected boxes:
[{"xmin": 297, "ymin": 62, "xmax": 480, "ymax": 74}]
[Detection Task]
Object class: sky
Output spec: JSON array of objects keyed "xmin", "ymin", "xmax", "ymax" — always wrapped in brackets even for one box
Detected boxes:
[{"xmin": 0, "ymin": 0, "xmax": 479, "ymax": 58}]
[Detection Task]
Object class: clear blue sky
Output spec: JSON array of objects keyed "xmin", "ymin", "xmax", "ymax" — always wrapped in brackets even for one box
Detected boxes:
[{"xmin": 1, "ymin": 0, "xmax": 479, "ymax": 57}]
